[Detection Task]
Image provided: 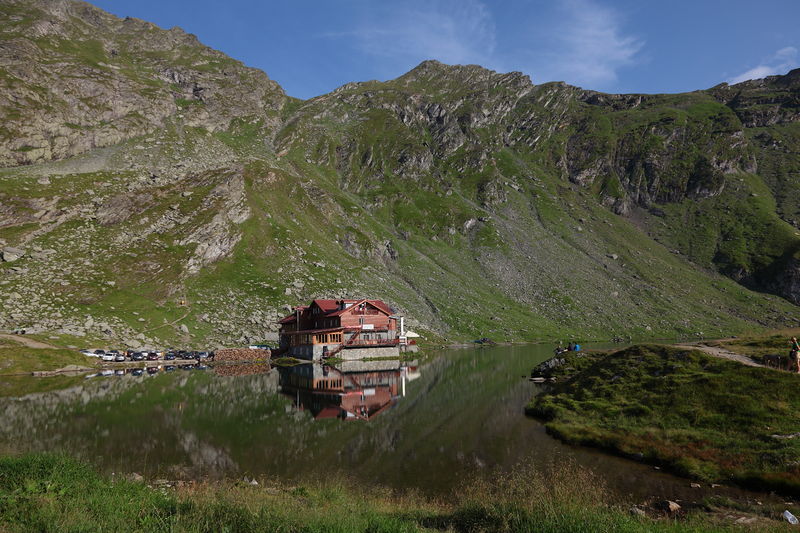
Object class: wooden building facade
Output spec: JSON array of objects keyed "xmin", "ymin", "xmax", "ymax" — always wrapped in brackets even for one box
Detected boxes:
[{"xmin": 278, "ymin": 299, "xmax": 402, "ymax": 360}]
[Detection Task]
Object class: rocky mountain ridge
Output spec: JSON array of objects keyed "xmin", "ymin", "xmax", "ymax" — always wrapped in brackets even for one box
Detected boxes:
[
  {"xmin": 1, "ymin": 0, "xmax": 799, "ymax": 348},
  {"xmin": 0, "ymin": 0, "xmax": 286, "ymax": 166}
]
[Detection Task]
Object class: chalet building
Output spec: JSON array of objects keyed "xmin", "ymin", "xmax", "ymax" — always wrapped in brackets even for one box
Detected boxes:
[{"xmin": 278, "ymin": 298, "xmax": 406, "ymax": 360}]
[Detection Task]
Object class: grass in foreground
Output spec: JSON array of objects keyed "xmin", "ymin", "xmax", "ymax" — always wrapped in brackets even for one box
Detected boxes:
[
  {"xmin": 0, "ymin": 454, "xmax": 781, "ymax": 532},
  {"xmin": 527, "ymin": 344, "xmax": 800, "ymax": 495}
]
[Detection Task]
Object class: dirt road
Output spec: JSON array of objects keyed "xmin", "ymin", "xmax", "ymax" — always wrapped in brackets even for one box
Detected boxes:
[
  {"xmin": 674, "ymin": 342, "xmax": 764, "ymax": 368},
  {"xmin": 0, "ymin": 334, "xmax": 58, "ymax": 349}
]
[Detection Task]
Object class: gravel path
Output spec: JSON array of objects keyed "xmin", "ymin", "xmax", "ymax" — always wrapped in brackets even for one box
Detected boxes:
[
  {"xmin": 674, "ymin": 343, "xmax": 764, "ymax": 368},
  {"xmin": 0, "ymin": 334, "xmax": 58, "ymax": 349}
]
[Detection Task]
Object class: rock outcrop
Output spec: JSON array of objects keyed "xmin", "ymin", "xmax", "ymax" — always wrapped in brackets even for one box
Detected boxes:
[{"xmin": 0, "ymin": 0, "xmax": 286, "ymax": 167}]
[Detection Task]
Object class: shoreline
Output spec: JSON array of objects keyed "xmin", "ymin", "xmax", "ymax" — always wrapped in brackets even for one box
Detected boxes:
[{"xmin": 527, "ymin": 343, "xmax": 800, "ymax": 499}]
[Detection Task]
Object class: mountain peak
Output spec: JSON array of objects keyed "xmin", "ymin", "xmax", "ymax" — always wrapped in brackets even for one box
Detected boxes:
[{"xmin": 397, "ymin": 60, "xmax": 533, "ymax": 91}]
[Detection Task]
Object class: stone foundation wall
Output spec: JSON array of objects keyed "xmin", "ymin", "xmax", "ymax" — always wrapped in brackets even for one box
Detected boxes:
[{"xmin": 340, "ymin": 346, "xmax": 399, "ymax": 360}]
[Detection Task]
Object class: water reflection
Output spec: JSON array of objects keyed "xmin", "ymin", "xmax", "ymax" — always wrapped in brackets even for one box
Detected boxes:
[
  {"xmin": 278, "ymin": 360, "xmax": 419, "ymax": 421},
  {"xmin": 84, "ymin": 364, "xmax": 212, "ymax": 379},
  {"xmin": 0, "ymin": 345, "xmax": 778, "ymax": 505}
]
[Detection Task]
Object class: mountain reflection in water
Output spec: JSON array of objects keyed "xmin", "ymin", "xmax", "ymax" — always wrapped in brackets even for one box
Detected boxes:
[
  {"xmin": 0, "ymin": 344, "xmax": 774, "ymax": 504},
  {"xmin": 278, "ymin": 360, "xmax": 420, "ymax": 421}
]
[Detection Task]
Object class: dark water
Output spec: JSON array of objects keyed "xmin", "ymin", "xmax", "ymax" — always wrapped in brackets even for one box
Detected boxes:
[{"xmin": 0, "ymin": 345, "xmax": 777, "ymax": 503}]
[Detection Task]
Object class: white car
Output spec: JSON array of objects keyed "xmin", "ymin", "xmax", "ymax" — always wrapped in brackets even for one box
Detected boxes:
[
  {"xmin": 100, "ymin": 353, "xmax": 115, "ymax": 362},
  {"xmin": 80, "ymin": 349, "xmax": 97, "ymax": 357}
]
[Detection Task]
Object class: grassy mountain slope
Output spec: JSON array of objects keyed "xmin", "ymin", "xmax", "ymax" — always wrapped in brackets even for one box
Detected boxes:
[{"xmin": 0, "ymin": 1, "xmax": 799, "ymax": 348}]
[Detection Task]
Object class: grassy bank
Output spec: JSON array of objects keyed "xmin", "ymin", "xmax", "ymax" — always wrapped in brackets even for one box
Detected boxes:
[
  {"xmin": 527, "ymin": 345, "xmax": 800, "ymax": 495},
  {"xmin": 0, "ymin": 453, "xmax": 787, "ymax": 532},
  {"xmin": 0, "ymin": 343, "xmax": 90, "ymax": 375},
  {"xmin": 0, "ymin": 339, "xmax": 94, "ymax": 396}
]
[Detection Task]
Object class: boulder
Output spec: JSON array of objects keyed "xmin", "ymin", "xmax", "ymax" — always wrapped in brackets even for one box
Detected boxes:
[
  {"xmin": 1, "ymin": 247, "xmax": 25, "ymax": 262},
  {"xmin": 629, "ymin": 506, "xmax": 647, "ymax": 518},
  {"xmin": 657, "ymin": 500, "xmax": 681, "ymax": 514},
  {"xmin": 530, "ymin": 357, "xmax": 566, "ymax": 378}
]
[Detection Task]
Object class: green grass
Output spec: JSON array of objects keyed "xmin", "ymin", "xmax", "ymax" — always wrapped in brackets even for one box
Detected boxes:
[
  {"xmin": 0, "ymin": 345, "xmax": 90, "ymax": 375},
  {"xmin": 528, "ymin": 344, "xmax": 800, "ymax": 495},
  {"xmin": 717, "ymin": 328, "xmax": 800, "ymax": 365},
  {"xmin": 0, "ymin": 453, "xmax": 783, "ymax": 532}
]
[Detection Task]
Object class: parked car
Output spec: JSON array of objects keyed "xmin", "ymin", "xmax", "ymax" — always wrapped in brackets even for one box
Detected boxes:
[
  {"xmin": 80, "ymin": 349, "xmax": 97, "ymax": 357},
  {"xmin": 93, "ymin": 349, "xmax": 106, "ymax": 357},
  {"xmin": 100, "ymin": 353, "xmax": 115, "ymax": 362},
  {"xmin": 196, "ymin": 351, "xmax": 209, "ymax": 360},
  {"xmin": 165, "ymin": 352, "xmax": 176, "ymax": 361},
  {"xmin": 146, "ymin": 352, "xmax": 159, "ymax": 361},
  {"xmin": 131, "ymin": 352, "xmax": 145, "ymax": 361},
  {"xmin": 114, "ymin": 354, "xmax": 126, "ymax": 362}
]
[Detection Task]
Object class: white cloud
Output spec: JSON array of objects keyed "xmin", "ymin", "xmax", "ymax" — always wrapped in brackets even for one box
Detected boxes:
[
  {"xmin": 728, "ymin": 46, "xmax": 798, "ymax": 84},
  {"xmin": 534, "ymin": 0, "xmax": 643, "ymax": 88},
  {"xmin": 322, "ymin": 0, "xmax": 641, "ymax": 89},
  {"xmin": 328, "ymin": 0, "xmax": 496, "ymax": 72}
]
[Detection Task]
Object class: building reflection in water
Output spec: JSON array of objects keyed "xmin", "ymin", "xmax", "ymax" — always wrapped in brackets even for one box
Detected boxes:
[{"xmin": 278, "ymin": 359, "xmax": 419, "ymax": 421}]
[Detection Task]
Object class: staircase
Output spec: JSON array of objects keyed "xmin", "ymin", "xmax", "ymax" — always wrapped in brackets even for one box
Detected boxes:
[{"xmin": 323, "ymin": 330, "xmax": 361, "ymax": 358}]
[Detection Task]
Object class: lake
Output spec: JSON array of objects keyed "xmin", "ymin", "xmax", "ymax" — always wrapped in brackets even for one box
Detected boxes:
[{"xmin": 0, "ymin": 344, "xmax": 772, "ymax": 504}]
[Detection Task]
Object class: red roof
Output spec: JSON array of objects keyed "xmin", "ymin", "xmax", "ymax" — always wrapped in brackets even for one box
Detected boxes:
[
  {"xmin": 312, "ymin": 299, "xmax": 340, "ymax": 312},
  {"xmin": 278, "ymin": 305, "xmax": 310, "ymax": 324},
  {"xmin": 278, "ymin": 299, "xmax": 395, "ymax": 325},
  {"xmin": 329, "ymin": 299, "xmax": 392, "ymax": 317}
]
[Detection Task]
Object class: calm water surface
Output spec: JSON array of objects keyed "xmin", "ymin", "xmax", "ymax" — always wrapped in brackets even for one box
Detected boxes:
[{"xmin": 0, "ymin": 344, "xmax": 775, "ymax": 503}]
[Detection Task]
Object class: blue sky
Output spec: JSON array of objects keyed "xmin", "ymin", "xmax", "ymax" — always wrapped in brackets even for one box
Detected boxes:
[{"xmin": 90, "ymin": 0, "xmax": 800, "ymax": 100}]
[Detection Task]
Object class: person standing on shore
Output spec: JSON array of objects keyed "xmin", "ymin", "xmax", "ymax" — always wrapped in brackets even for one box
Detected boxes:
[{"xmin": 791, "ymin": 337, "xmax": 800, "ymax": 373}]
